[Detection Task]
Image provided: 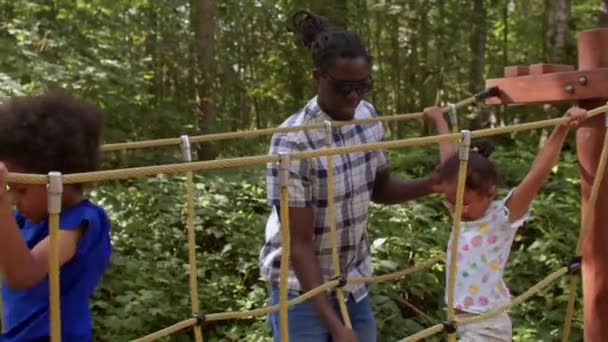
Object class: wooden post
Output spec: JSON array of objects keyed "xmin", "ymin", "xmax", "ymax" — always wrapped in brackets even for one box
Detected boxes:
[
  {"xmin": 484, "ymin": 27, "xmax": 608, "ymax": 341},
  {"xmin": 576, "ymin": 28, "xmax": 608, "ymax": 342}
]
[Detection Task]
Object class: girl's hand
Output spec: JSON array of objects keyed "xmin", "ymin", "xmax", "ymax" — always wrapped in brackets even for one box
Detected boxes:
[
  {"xmin": 423, "ymin": 106, "xmax": 446, "ymax": 124},
  {"xmin": 563, "ymin": 107, "xmax": 587, "ymax": 127}
]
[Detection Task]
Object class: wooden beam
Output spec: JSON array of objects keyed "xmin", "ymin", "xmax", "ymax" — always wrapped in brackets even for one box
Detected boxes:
[
  {"xmin": 529, "ymin": 63, "xmax": 574, "ymax": 75},
  {"xmin": 484, "ymin": 68, "xmax": 608, "ymax": 104},
  {"xmin": 504, "ymin": 65, "xmax": 529, "ymax": 77}
]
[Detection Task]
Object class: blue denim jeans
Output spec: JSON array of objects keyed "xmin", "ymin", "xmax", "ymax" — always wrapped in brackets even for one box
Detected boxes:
[{"xmin": 267, "ymin": 287, "xmax": 377, "ymax": 342}]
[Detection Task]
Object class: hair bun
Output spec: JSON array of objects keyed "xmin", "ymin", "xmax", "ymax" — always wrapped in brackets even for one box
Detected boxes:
[
  {"xmin": 471, "ymin": 140, "xmax": 494, "ymax": 158},
  {"xmin": 291, "ymin": 10, "xmax": 330, "ymax": 49}
]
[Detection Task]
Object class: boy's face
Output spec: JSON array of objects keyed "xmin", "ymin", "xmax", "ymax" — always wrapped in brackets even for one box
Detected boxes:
[
  {"xmin": 441, "ymin": 183, "xmax": 495, "ymax": 221},
  {"xmin": 5, "ymin": 163, "xmax": 48, "ymax": 223}
]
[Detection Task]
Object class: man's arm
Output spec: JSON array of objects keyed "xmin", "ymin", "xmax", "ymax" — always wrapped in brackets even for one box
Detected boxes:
[
  {"xmin": 371, "ymin": 168, "xmax": 438, "ymax": 205},
  {"xmin": 289, "ymin": 207, "xmax": 347, "ymax": 337}
]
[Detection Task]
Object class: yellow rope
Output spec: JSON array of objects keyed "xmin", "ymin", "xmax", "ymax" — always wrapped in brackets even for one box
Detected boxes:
[
  {"xmin": 185, "ymin": 171, "xmax": 203, "ymax": 342},
  {"xmin": 7, "ymin": 103, "xmax": 608, "ymax": 186},
  {"xmin": 49, "ymin": 212, "xmax": 61, "ymax": 342},
  {"xmin": 3, "ymin": 104, "xmax": 607, "ymax": 186},
  {"xmin": 348, "ymin": 255, "xmax": 444, "ymax": 285},
  {"xmin": 278, "ymin": 153, "xmax": 291, "ymax": 341},
  {"xmin": 398, "ymin": 323, "xmax": 445, "ymax": 342},
  {"xmin": 400, "ymin": 297, "xmax": 436, "ymax": 324},
  {"xmin": 132, "ymin": 318, "xmax": 198, "ymax": 342},
  {"xmin": 131, "ymin": 256, "xmax": 443, "ymax": 341},
  {"xmin": 324, "ymin": 121, "xmax": 352, "ymax": 328},
  {"xmin": 457, "ymin": 267, "xmax": 568, "ymax": 326},
  {"xmin": 101, "ymin": 95, "xmax": 477, "ymax": 153},
  {"xmin": 180, "ymin": 136, "xmax": 204, "ymax": 342},
  {"xmin": 399, "ymin": 266, "xmax": 569, "ymax": 342},
  {"xmin": 16, "ymin": 98, "xmax": 608, "ymax": 341},
  {"xmin": 561, "ymin": 276, "xmax": 579, "ymax": 342},
  {"xmin": 561, "ymin": 112, "xmax": 608, "ymax": 341},
  {"xmin": 446, "ymin": 131, "xmax": 470, "ymax": 342}
]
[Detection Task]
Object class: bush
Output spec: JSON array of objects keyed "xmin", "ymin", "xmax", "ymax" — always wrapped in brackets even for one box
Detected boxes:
[{"xmin": 90, "ymin": 135, "xmax": 584, "ymax": 341}]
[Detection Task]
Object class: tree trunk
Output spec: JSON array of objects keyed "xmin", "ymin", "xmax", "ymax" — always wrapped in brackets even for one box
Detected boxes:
[
  {"xmin": 503, "ymin": 0, "xmax": 509, "ymax": 68},
  {"xmin": 390, "ymin": 14, "xmax": 401, "ymax": 137},
  {"xmin": 193, "ymin": 0, "xmax": 218, "ymax": 160},
  {"xmin": 469, "ymin": 0, "xmax": 487, "ymax": 130},
  {"xmin": 469, "ymin": 0, "xmax": 487, "ymax": 94},
  {"xmin": 600, "ymin": 0, "xmax": 608, "ymax": 27},
  {"xmin": 544, "ymin": 0, "xmax": 571, "ymax": 63}
]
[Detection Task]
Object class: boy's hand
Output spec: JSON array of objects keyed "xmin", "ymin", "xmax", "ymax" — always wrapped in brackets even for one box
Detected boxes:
[
  {"xmin": 563, "ymin": 107, "xmax": 587, "ymax": 127},
  {"xmin": 423, "ymin": 106, "xmax": 446, "ymax": 124}
]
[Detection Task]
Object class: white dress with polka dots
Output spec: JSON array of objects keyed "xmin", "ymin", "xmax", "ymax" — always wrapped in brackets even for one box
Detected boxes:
[{"xmin": 445, "ymin": 189, "xmax": 531, "ymax": 314}]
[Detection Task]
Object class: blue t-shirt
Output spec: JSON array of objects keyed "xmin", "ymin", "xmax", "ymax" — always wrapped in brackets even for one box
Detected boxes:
[{"xmin": 1, "ymin": 199, "xmax": 112, "ymax": 342}]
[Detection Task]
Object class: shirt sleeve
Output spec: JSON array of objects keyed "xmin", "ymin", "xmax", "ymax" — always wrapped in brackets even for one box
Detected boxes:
[
  {"xmin": 267, "ymin": 132, "xmax": 313, "ymax": 208},
  {"xmin": 13, "ymin": 211, "xmax": 25, "ymax": 228},
  {"xmin": 373, "ymin": 121, "xmax": 389, "ymax": 172},
  {"xmin": 501, "ymin": 188, "xmax": 532, "ymax": 229},
  {"xmin": 363, "ymin": 101, "xmax": 390, "ymax": 173},
  {"xmin": 58, "ymin": 202, "xmax": 110, "ymax": 258}
]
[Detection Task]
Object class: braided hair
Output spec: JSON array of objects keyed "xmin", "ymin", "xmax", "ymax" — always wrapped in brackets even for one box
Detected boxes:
[{"xmin": 291, "ymin": 10, "xmax": 372, "ymax": 72}]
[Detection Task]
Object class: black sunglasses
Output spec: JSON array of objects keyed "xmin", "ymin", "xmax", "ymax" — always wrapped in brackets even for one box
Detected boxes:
[{"xmin": 323, "ymin": 73, "xmax": 374, "ymax": 96}]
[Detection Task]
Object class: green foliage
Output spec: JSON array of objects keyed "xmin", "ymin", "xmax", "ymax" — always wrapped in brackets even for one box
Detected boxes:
[
  {"xmin": 0, "ymin": 0, "xmax": 597, "ymax": 340},
  {"xmin": 84, "ymin": 133, "xmax": 584, "ymax": 341}
]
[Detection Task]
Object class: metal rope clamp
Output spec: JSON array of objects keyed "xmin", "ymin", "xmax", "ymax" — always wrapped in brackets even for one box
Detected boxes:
[
  {"xmin": 459, "ymin": 130, "xmax": 472, "ymax": 161},
  {"xmin": 193, "ymin": 312, "xmax": 206, "ymax": 326},
  {"xmin": 180, "ymin": 135, "xmax": 192, "ymax": 162},
  {"xmin": 331, "ymin": 274, "xmax": 347, "ymax": 288},
  {"xmin": 566, "ymin": 256, "xmax": 582, "ymax": 274},
  {"xmin": 447, "ymin": 103, "xmax": 458, "ymax": 128},
  {"xmin": 442, "ymin": 320, "xmax": 457, "ymax": 334}
]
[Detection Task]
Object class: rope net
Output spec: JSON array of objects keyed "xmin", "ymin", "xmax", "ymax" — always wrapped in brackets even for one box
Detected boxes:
[{"xmin": 3, "ymin": 91, "xmax": 606, "ymax": 342}]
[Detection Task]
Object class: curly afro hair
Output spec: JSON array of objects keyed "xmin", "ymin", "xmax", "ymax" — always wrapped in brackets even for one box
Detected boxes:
[{"xmin": 0, "ymin": 91, "xmax": 104, "ymax": 176}]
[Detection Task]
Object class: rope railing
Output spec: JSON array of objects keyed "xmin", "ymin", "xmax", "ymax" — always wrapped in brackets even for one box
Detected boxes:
[
  {"xmin": 446, "ymin": 130, "xmax": 471, "ymax": 342},
  {"xmin": 277, "ymin": 152, "xmax": 291, "ymax": 341},
  {"xmin": 180, "ymin": 136, "xmax": 204, "ymax": 342},
  {"xmin": 29, "ymin": 98, "xmax": 606, "ymax": 342},
  {"xmin": 398, "ymin": 266, "xmax": 570, "ymax": 342},
  {"xmin": 323, "ymin": 121, "xmax": 352, "ymax": 328},
  {"xmin": 100, "ymin": 89, "xmax": 494, "ymax": 152},
  {"xmin": 5, "ymin": 103, "xmax": 608, "ymax": 186},
  {"xmin": 131, "ymin": 255, "xmax": 444, "ymax": 342}
]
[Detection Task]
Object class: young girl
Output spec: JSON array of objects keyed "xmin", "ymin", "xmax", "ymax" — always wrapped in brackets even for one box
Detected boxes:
[
  {"xmin": 0, "ymin": 92, "xmax": 111, "ymax": 341},
  {"xmin": 424, "ymin": 105, "xmax": 586, "ymax": 341}
]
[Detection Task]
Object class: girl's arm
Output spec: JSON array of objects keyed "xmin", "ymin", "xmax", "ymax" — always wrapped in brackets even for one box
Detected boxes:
[
  {"xmin": 506, "ymin": 107, "xmax": 587, "ymax": 222},
  {"xmin": 0, "ymin": 163, "xmax": 83, "ymax": 290},
  {"xmin": 424, "ymin": 106, "xmax": 455, "ymax": 164}
]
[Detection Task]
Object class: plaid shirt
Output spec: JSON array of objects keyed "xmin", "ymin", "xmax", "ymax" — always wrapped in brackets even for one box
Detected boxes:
[{"xmin": 259, "ymin": 96, "xmax": 388, "ymax": 302}]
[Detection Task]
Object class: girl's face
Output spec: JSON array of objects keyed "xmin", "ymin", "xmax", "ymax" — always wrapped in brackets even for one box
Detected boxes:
[{"xmin": 441, "ymin": 183, "xmax": 496, "ymax": 221}]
